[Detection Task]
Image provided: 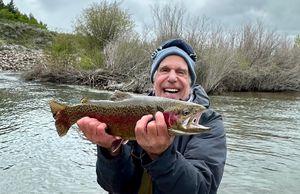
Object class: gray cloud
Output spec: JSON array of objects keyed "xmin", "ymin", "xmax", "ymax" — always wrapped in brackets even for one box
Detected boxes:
[
  {"xmin": 198, "ymin": 0, "xmax": 300, "ymax": 35},
  {"xmin": 4, "ymin": 0, "xmax": 300, "ymax": 36}
]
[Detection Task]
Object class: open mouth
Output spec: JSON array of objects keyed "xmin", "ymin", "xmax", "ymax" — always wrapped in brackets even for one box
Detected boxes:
[
  {"xmin": 181, "ymin": 112, "xmax": 210, "ymax": 131},
  {"xmin": 164, "ymin": 88, "xmax": 179, "ymax": 93}
]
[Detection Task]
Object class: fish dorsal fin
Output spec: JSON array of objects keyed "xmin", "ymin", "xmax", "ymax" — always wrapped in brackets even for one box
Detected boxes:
[
  {"xmin": 109, "ymin": 90, "xmax": 133, "ymax": 101},
  {"xmin": 80, "ymin": 97, "xmax": 89, "ymax": 104}
]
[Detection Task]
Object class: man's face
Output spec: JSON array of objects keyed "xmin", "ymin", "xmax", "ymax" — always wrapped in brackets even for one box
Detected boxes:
[{"xmin": 153, "ymin": 55, "xmax": 191, "ymax": 100}]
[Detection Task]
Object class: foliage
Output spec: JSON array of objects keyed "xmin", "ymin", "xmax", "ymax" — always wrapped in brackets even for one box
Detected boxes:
[
  {"xmin": 295, "ymin": 34, "xmax": 300, "ymax": 48},
  {"xmin": 0, "ymin": 0, "xmax": 47, "ymax": 29},
  {"xmin": 38, "ymin": 2, "xmax": 300, "ymax": 93},
  {"xmin": 0, "ymin": 0, "xmax": 5, "ymax": 8},
  {"xmin": 74, "ymin": 0, "xmax": 134, "ymax": 50},
  {"xmin": 47, "ymin": 0, "xmax": 134, "ymax": 71},
  {"xmin": 46, "ymin": 33, "xmax": 104, "ymax": 70},
  {"xmin": 45, "ymin": 33, "xmax": 80, "ymax": 69}
]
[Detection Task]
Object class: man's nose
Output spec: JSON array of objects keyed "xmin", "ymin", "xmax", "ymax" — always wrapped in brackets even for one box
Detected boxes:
[{"xmin": 167, "ymin": 70, "xmax": 177, "ymax": 82}]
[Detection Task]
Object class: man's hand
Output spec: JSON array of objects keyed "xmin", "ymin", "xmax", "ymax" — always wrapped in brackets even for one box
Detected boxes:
[
  {"xmin": 135, "ymin": 111, "xmax": 175, "ymax": 160},
  {"xmin": 76, "ymin": 117, "xmax": 121, "ymax": 156}
]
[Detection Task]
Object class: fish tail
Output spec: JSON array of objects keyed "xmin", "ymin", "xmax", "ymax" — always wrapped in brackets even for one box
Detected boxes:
[{"xmin": 48, "ymin": 100, "xmax": 71, "ymax": 137}]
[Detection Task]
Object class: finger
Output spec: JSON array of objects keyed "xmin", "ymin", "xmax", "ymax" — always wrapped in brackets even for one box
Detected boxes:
[
  {"xmin": 84, "ymin": 119, "xmax": 101, "ymax": 138},
  {"xmin": 94, "ymin": 123, "xmax": 115, "ymax": 147},
  {"xmin": 77, "ymin": 117, "xmax": 98, "ymax": 131},
  {"xmin": 76, "ymin": 116, "xmax": 91, "ymax": 130},
  {"xmin": 95, "ymin": 122, "xmax": 107, "ymax": 137},
  {"xmin": 154, "ymin": 112, "xmax": 168, "ymax": 136},
  {"xmin": 135, "ymin": 114, "xmax": 153, "ymax": 141},
  {"xmin": 135, "ymin": 114, "xmax": 153, "ymax": 134},
  {"xmin": 146, "ymin": 120, "xmax": 158, "ymax": 136}
]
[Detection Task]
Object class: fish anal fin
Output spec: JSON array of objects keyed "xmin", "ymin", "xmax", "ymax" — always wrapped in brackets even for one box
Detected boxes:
[
  {"xmin": 109, "ymin": 90, "xmax": 133, "ymax": 101},
  {"xmin": 55, "ymin": 120, "xmax": 71, "ymax": 137}
]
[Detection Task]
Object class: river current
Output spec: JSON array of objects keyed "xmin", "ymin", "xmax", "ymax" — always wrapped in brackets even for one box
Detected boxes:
[{"xmin": 0, "ymin": 72, "xmax": 299, "ymax": 194}]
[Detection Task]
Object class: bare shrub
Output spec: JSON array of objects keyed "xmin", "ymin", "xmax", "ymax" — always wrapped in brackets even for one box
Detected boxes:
[
  {"xmin": 150, "ymin": 3, "xmax": 185, "ymax": 42},
  {"xmin": 185, "ymin": 17, "xmax": 237, "ymax": 93},
  {"xmin": 36, "ymin": 2, "xmax": 299, "ymax": 93},
  {"xmin": 103, "ymin": 33, "xmax": 153, "ymax": 92},
  {"xmin": 103, "ymin": 33, "xmax": 150, "ymax": 75},
  {"xmin": 148, "ymin": 4, "xmax": 237, "ymax": 93},
  {"xmin": 266, "ymin": 37, "xmax": 300, "ymax": 91}
]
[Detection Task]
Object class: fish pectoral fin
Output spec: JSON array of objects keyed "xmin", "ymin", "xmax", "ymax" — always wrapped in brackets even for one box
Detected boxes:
[
  {"xmin": 168, "ymin": 126, "xmax": 210, "ymax": 136},
  {"xmin": 111, "ymin": 139, "xmax": 127, "ymax": 152},
  {"xmin": 168, "ymin": 128, "xmax": 193, "ymax": 135},
  {"xmin": 109, "ymin": 90, "xmax": 133, "ymax": 101}
]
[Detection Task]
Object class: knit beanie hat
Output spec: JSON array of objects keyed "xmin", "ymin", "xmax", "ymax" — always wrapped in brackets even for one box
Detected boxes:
[{"xmin": 150, "ymin": 38, "xmax": 197, "ymax": 86}]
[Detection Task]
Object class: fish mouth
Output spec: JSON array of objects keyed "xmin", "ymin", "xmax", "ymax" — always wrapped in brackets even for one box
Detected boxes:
[{"xmin": 180, "ymin": 112, "xmax": 210, "ymax": 134}]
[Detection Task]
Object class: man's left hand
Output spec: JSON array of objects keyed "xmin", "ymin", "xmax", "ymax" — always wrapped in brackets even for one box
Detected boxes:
[{"xmin": 135, "ymin": 111, "xmax": 175, "ymax": 160}]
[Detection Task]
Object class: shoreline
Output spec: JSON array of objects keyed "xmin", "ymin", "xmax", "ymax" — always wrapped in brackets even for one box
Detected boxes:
[
  {"xmin": 1, "ymin": 44, "xmax": 299, "ymax": 94},
  {"xmin": 0, "ymin": 44, "xmax": 44, "ymax": 71},
  {"xmin": 0, "ymin": 44, "xmax": 151, "ymax": 93}
]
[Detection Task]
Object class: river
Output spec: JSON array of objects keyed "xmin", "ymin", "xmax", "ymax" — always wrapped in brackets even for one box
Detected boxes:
[{"xmin": 0, "ymin": 72, "xmax": 299, "ymax": 194}]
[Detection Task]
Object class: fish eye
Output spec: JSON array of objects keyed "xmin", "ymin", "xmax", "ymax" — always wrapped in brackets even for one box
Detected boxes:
[{"xmin": 182, "ymin": 108, "xmax": 190, "ymax": 116}]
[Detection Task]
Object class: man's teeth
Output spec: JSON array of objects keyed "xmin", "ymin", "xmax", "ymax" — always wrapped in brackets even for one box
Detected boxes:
[{"xmin": 164, "ymin": 89, "xmax": 179, "ymax": 93}]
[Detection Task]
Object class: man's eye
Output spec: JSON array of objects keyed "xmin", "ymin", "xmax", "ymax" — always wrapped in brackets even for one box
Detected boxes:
[
  {"xmin": 177, "ymin": 70, "xmax": 186, "ymax": 76},
  {"xmin": 160, "ymin": 68, "xmax": 169, "ymax": 72}
]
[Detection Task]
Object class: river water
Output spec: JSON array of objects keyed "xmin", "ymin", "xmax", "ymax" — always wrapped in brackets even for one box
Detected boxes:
[{"xmin": 0, "ymin": 72, "xmax": 299, "ymax": 194}]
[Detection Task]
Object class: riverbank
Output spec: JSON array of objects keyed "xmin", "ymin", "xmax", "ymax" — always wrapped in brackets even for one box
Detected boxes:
[
  {"xmin": 0, "ymin": 43, "xmax": 151, "ymax": 93},
  {"xmin": 0, "ymin": 44, "xmax": 45, "ymax": 71}
]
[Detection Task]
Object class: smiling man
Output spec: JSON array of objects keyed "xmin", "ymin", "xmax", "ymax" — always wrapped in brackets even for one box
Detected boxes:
[{"xmin": 77, "ymin": 39, "xmax": 227, "ymax": 194}]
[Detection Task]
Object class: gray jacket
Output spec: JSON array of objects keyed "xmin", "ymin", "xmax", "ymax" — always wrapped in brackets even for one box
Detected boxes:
[{"xmin": 96, "ymin": 85, "xmax": 227, "ymax": 194}]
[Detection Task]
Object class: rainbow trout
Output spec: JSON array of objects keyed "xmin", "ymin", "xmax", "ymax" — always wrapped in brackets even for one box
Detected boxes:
[{"xmin": 49, "ymin": 91, "xmax": 209, "ymax": 139}]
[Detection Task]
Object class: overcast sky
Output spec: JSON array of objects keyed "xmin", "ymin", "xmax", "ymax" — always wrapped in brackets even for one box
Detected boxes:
[{"xmin": 3, "ymin": 0, "xmax": 300, "ymax": 37}]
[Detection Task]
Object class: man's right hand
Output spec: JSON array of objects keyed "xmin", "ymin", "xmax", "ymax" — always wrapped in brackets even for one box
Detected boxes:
[{"xmin": 76, "ymin": 117, "xmax": 121, "ymax": 156}]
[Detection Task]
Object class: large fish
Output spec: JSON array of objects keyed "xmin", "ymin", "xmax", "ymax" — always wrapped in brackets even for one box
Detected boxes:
[{"xmin": 49, "ymin": 91, "xmax": 209, "ymax": 139}]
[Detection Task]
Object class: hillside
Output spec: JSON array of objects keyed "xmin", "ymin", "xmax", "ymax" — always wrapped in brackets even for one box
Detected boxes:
[
  {"xmin": 0, "ymin": 19, "xmax": 52, "ymax": 71},
  {"xmin": 0, "ymin": 19, "xmax": 53, "ymax": 49}
]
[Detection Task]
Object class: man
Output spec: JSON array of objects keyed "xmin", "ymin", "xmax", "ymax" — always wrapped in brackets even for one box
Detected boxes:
[{"xmin": 77, "ymin": 39, "xmax": 227, "ymax": 194}]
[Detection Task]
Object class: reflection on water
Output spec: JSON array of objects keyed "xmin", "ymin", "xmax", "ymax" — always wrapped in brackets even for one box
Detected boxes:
[{"xmin": 0, "ymin": 72, "xmax": 299, "ymax": 194}]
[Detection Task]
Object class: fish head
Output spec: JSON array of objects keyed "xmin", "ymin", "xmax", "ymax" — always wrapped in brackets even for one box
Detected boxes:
[{"xmin": 164, "ymin": 102, "xmax": 210, "ymax": 135}]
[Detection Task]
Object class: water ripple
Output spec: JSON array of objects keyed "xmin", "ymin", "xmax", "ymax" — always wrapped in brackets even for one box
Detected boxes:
[{"xmin": 1, "ymin": 73, "xmax": 300, "ymax": 194}]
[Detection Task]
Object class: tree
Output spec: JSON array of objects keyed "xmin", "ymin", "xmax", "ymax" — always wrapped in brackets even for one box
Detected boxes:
[
  {"xmin": 0, "ymin": 0, "xmax": 5, "ymax": 9},
  {"xmin": 6, "ymin": 0, "xmax": 18, "ymax": 14},
  {"xmin": 74, "ymin": 0, "xmax": 134, "ymax": 50}
]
